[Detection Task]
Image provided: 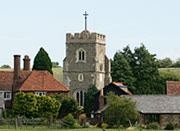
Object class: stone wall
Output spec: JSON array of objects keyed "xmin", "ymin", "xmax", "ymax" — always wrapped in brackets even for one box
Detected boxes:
[{"xmin": 160, "ymin": 114, "xmax": 180, "ymax": 129}]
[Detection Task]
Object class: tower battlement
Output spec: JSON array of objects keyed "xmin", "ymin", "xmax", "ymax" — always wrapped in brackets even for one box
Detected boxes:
[{"xmin": 66, "ymin": 30, "xmax": 106, "ymax": 44}]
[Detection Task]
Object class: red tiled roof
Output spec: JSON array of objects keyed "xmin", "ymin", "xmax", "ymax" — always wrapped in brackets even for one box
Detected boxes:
[
  {"xmin": 166, "ymin": 81, "xmax": 180, "ymax": 95},
  {"xmin": 112, "ymin": 82, "xmax": 123, "ymax": 86},
  {"xmin": 18, "ymin": 71, "xmax": 69, "ymax": 92},
  {"xmin": 0, "ymin": 71, "xmax": 13, "ymax": 90}
]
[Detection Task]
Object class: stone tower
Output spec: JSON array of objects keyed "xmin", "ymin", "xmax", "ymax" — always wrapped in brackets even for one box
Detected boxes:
[{"xmin": 63, "ymin": 30, "xmax": 112, "ymax": 106}]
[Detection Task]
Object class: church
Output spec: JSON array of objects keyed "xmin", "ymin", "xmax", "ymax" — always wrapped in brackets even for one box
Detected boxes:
[{"xmin": 63, "ymin": 12, "xmax": 112, "ymax": 106}]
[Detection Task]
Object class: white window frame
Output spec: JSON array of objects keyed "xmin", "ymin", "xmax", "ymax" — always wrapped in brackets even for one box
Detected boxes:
[
  {"xmin": 4, "ymin": 92, "xmax": 11, "ymax": 100},
  {"xmin": 35, "ymin": 92, "xmax": 47, "ymax": 96}
]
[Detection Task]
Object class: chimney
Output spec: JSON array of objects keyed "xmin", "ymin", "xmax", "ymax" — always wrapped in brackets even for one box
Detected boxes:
[
  {"xmin": 99, "ymin": 88, "xmax": 104, "ymax": 110},
  {"xmin": 14, "ymin": 55, "xmax": 21, "ymax": 79},
  {"xmin": 23, "ymin": 55, "xmax": 30, "ymax": 71}
]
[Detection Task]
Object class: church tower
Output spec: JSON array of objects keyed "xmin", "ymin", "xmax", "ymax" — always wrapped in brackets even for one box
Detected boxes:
[{"xmin": 63, "ymin": 12, "xmax": 112, "ymax": 106}]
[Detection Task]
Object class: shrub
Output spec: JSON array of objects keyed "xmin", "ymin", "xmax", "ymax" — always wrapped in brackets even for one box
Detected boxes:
[
  {"xmin": 136, "ymin": 124, "xmax": 146, "ymax": 129},
  {"xmin": 164, "ymin": 123, "xmax": 175, "ymax": 130},
  {"xmin": 146, "ymin": 122, "xmax": 160, "ymax": 129},
  {"xmin": 62, "ymin": 114, "xmax": 76, "ymax": 129},
  {"xmin": 2, "ymin": 109, "xmax": 7, "ymax": 119},
  {"xmin": 101, "ymin": 122, "xmax": 108, "ymax": 129}
]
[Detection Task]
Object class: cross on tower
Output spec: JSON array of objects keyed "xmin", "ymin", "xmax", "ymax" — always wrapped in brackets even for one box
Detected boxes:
[{"xmin": 83, "ymin": 11, "xmax": 88, "ymax": 30}]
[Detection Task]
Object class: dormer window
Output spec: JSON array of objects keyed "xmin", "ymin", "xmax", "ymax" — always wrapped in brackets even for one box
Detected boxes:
[{"xmin": 76, "ymin": 48, "xmax": 86, "ymax": 63}]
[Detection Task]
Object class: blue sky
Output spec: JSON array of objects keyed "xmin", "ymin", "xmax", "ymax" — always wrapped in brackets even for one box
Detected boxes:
[{"xmin": 0, "ymin": 0, "xmax": 180, "ymax": 67}]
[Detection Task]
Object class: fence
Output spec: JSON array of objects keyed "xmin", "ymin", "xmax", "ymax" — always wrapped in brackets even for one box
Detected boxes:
[{"xmin": 0, "ymin": 118, "xmax": 62, "ymax": 129}]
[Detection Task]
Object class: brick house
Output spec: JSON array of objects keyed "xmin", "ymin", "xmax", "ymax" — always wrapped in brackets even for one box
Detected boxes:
[
  {"xmin": 126, "ymin": 95, "xmax": 180, "ymax": 129},
  {"xmin": 0, "ymin": 55, "xmax": 69, "ymax": 109},
  {"xmin": 166, "ymin": 81, "xmax": 180, "ymax": 95}
]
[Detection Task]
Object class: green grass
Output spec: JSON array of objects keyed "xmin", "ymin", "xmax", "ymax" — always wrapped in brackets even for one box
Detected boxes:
[
  {"xmin": 159, "ymin": 67, "xmax": 180, "ymax": 77},
  {"xmin": 52, "ymin": 67, "xmax": 63, "ymax": 83}
]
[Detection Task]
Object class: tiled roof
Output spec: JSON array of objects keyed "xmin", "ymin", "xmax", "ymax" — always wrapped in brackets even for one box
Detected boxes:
[
  {"xmin": 126, "ymin": 95, "xmax": 180, "ymax": 114},
  {"xmin": 18, "ymin": 71, "xmax": 69, "ymax": 92},
  {"xmin": 166, "ymin": 81, "xmax": 180, "ymax": 95},
  {"xmin": 0, "ymin": 70, "xmax": 69, "ymax": 92},
  {"xmin": 0, "ymin": 71, "xmax": 13, "ymax": 90}
]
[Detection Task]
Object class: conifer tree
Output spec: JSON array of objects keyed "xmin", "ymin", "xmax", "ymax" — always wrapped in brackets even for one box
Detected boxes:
[{"xmin": 32, "ymin": 47, "xmax": 53, "ymax": 74}]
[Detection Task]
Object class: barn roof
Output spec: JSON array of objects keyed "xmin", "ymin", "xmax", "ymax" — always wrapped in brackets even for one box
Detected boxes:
[{"xmin": 126, "ymin": 95, "xmax": 180, "ymax": 114}]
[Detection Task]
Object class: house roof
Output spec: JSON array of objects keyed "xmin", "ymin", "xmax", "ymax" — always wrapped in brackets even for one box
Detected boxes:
[
  {"xmin": 18, "ymin": 71, "xmax": 69, "ymax": 92},
  {"xmin": 0, "ymin": 71, "xmax": 13, "ymax": 90},
  {"xmin": 166, "ymin": 81, "xmax": 180, "ymax": 95},
  {"xmin": 126, "ymin": 95, "xmax": 180, "ymax": 114},
  {"xmin": 0, "ymin": 70, "xmax": 69, "ymax": 92}
]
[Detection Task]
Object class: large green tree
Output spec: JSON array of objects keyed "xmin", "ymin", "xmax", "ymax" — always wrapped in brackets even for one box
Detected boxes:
[
  {"xmin": 104, "ymin": 92, "xmax": 138, "ymax": 127},
  {"xmin": 84, "ymin": 85, "xmax": 98, "ymax": 117},
  {"xmin": 111, "ymin": 44, "xmax": 165, "ymax": 94},
  {"xmin": 111, "ymin": 51, "xmax": 135, "ymax": 91},
  {"xmin": 132, "ymin": 44, "xmax": 160, "ymax": 94},
  {"xmin": 32, "ymin": 47, "xmax": 53, "ymax": 74},
  {"xmin": 158, "ymin": 57, "xmax": 173, "ymax": 68}
]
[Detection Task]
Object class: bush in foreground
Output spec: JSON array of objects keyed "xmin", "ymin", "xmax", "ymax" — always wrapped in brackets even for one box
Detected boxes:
[
  {"xmin": 146, "ymin": 122, "xmax": 160, "ymax": 130},
  {"xmin": 62, "ymin": 114, "xmax": 77, "ymax": 128},
  {"xmin": 164, "ymin": 123, "xmax": 175, "ymax": 130}
]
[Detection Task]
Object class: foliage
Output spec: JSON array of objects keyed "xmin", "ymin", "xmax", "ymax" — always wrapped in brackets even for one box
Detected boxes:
[
  {"xmin": 104, "ymin": 92, "xmax": 138, "ymax": 127},
  {"xmin": 111, "ymin": 49, "xmax": 135, "ymax": 91},
  {"xmin": 172, "ymin": 58, "xmax": 180, "ymax": 67},
  {"xmin": 84, "ymin": 85, "xmax": 98, "ymax": 117},
  {"xmin": 101, "ymin": 123, "xmax": 108, "ymax": 129},
  {"xmin": 2, "ymin": 109, "xmax": 7, "ymax": 119},
  {"xmin": 164, "ymin": 123, "xmax": 175, "ymax": 130},
  {"xmin": 52, "ymin": 94, "xmax": 78, "ymax": 118},
  {"xmin": 136, "ymin": 124, "xmax": 146, "ymax": 129},
  {"xmin": 62, "ymin": 114, "xmax": 77, "ymax": 129},
  {"xmin": 0, "ymin": 64, "xmax": 11, "ymax": 68},
  {"xmin": 52, "ymin": 62, "xmax": 61, "ymax": 68},
  {"xmin": 111, "ymin": 44, "xmax": 176, "ymax": 94},
  {"xmin": 32, "ymin": 47, "xmax": 53, "ymax": 74},
  {"xmin": 158, "ymin": 57, "xmax": 173, "ymax": 68},
  {"xmin": 146, "ymin": 122, "xmax": 160, "ymax": 129},
  {"xmin": 12, "ymin": 92, "xmax": 61, "ymax": 118},
  {"xmin": 79, "ymin": 113, "xmax": 86, "ymax": 125}
]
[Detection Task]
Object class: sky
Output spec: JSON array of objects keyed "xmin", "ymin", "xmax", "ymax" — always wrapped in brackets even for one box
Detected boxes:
[{"xmin": 0, "ymin": 0, "xmax": 180, "ymax": 67}]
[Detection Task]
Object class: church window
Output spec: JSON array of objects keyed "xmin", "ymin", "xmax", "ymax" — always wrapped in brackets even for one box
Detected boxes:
[
  {"xmin": 77, "ymin": 92, "xmax": 80, "ymax": 104},
  {"xmin": 78, "ymin": 74, "xmax": 84, "ymax": 81},
  {"xmin": 76, "ymin": 48, "xmax": 86, "ymax": 62},
  {"xmin": 100, "ymin": 74, "xmax": 103, "ymax": 81},
  {"xmin": 80, "ymin": 91, "xmax": 83, "ymax": 106}
]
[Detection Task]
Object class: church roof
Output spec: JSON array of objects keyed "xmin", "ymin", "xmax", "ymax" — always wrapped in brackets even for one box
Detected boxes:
[{"xmin": 126, "ymin": 95, "xmax": 180, "ymax": 114}]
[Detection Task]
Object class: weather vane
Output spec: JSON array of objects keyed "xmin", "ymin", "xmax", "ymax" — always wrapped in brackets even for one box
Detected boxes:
[{"xmin": 83, "ymin": 11, "xmax": 88, "ymax": 30}]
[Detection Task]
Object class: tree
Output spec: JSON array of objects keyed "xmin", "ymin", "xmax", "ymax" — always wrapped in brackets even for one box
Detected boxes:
[
  {"xmin": 104, "ymin": 92, "xmax": 138, "ymax": 127},
  {"xmin": 52, "ymin": 62, "xmax": 60, "ymax": 68},
  {"xmin": 132, "ymin": 44, "xmax": 160, "ymax": 94},
  {"xmin": 32, "ymin": 47, "xmax": 53, "ymax": 74},
  {"xmin": 158, "ymin": 57, "xmax": 173, "ymax": 68},
  {"xmin": 53, "ymin": 94, "xmax": 78, "ymax": 118},
  {"xmin": 111, "ymin": 51, "xmax": 135, "ymax": 91},
  {"xmin": 111, "ymin": 44, "xmax": 166, "ymax": 94},
  {"xmin": 13, "ymin": 92, "xmax": 61, "ymax": 118},
  {"xmin": 84, "ymin": 85, "xmax": 98, "ymax": 117},
  {"xmin": 0, "ymin": 64, "xmax": 11, "ymax": 68},
  {"xmin": 172, "ymin": 58, "xmax": 180, "ymax": 67}
]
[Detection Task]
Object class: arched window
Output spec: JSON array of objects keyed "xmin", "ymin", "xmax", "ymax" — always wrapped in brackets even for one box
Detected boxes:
[
  {"xmin": 76, "ymin": 92, "xmax": 79, "ymax": 104},
  {"xmin": 80, "ymin": 91, "xmax": 83, "ymax": 106},
  {"xmin": 76, "ymin": 48, "xmax": 86, "ymax": 63}
]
